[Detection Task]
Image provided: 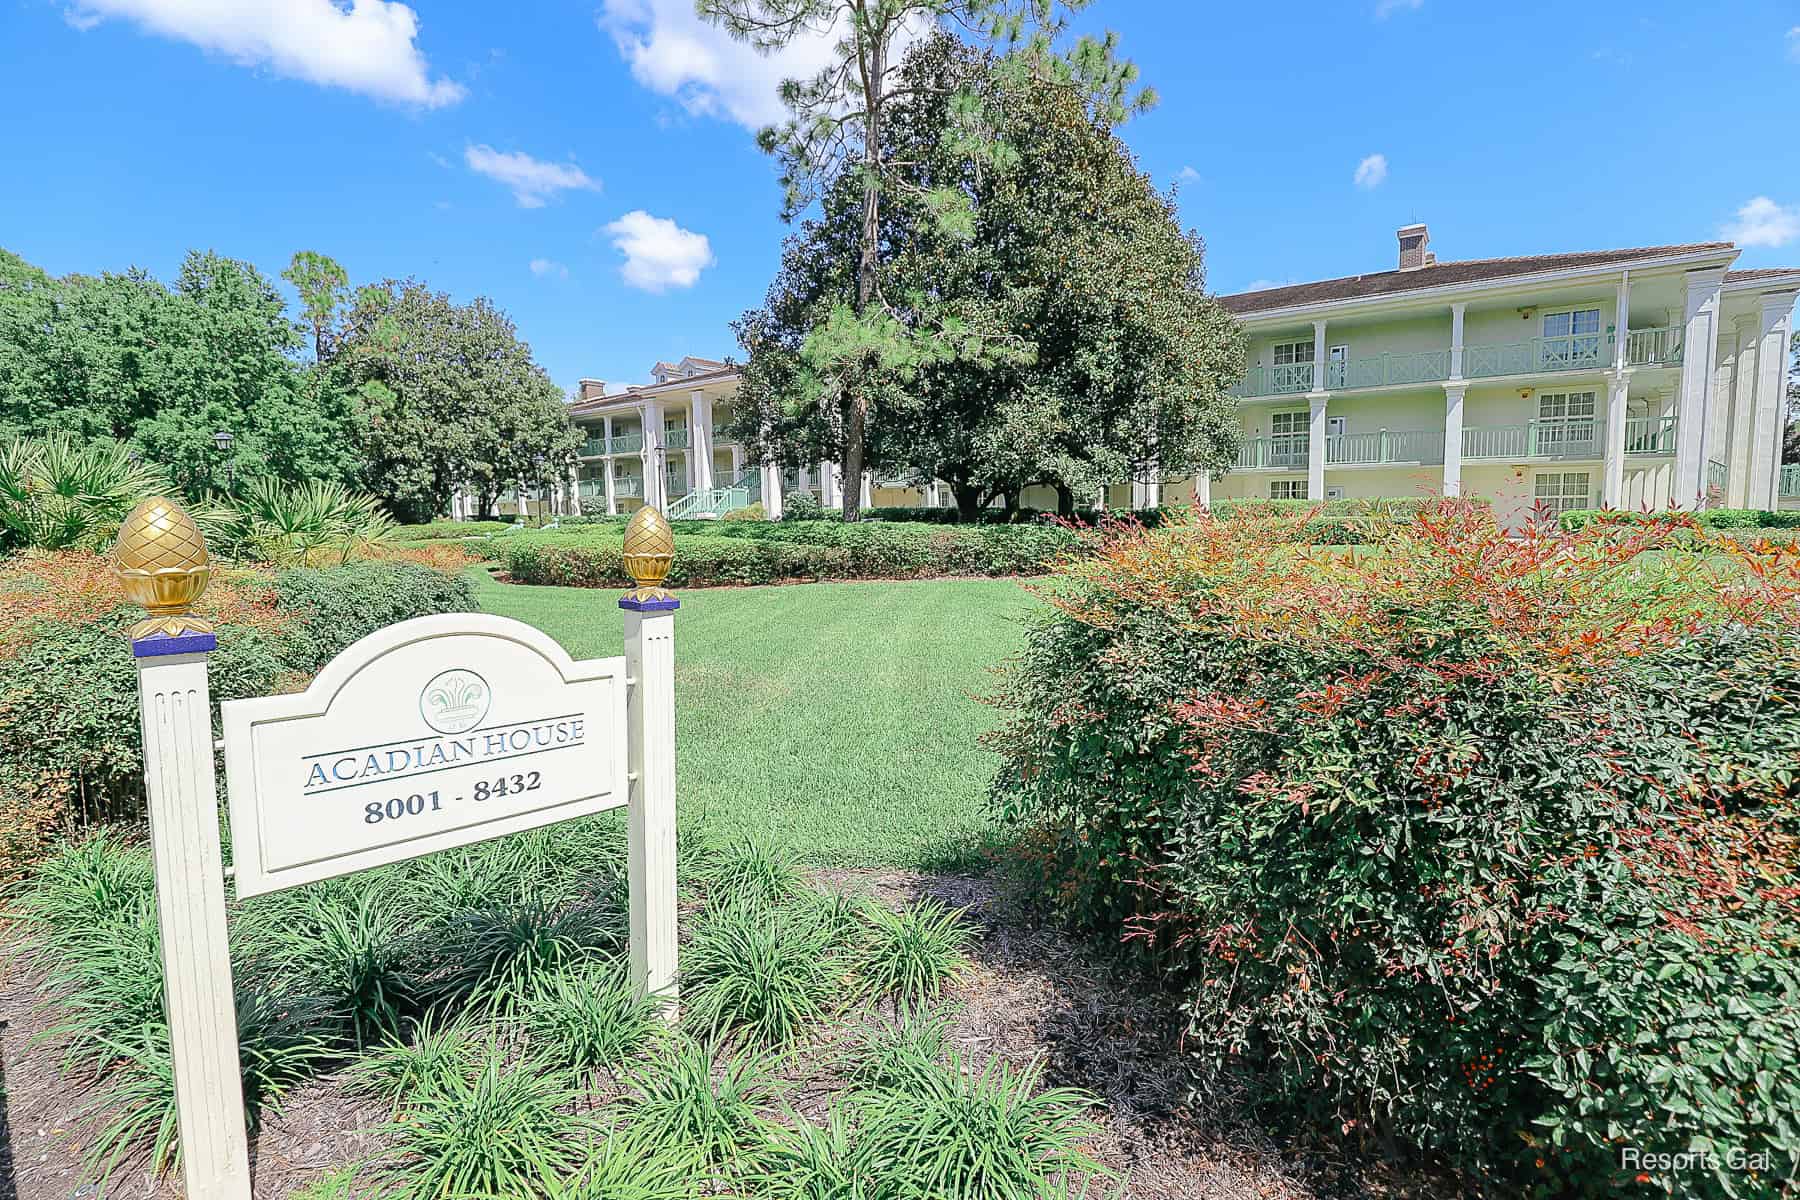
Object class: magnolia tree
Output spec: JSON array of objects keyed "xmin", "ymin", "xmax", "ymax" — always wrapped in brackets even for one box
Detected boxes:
[
  {"xmin": 701, "ymin": 0, "xmax": 1153, "ymax": 519},
  {"xmin": 724, "ymin": 34, "xmax": 1243, "ymax": 519}
]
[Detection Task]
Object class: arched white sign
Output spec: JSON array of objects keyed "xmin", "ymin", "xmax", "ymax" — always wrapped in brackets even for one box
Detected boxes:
[{"xmin": 222, "ymin": 613, "xmax": 628, "ymax": 897}]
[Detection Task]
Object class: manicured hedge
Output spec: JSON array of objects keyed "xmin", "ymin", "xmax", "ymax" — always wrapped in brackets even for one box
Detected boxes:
[
  {"xmin": 0, "ymin": 554, "xmax": 475, "ymax": 876},
  {"xmin": 1559, "ymin": 507, "xmax": 1800, "ymax": 531},
  {"xmin": 394, "ymin": 519, "xmax": 516, "ymax": 540},
  {"xmin": 500, "ymin": 521, "xmax": 1081, "ymax": 587},
  {"xmin": 989, "ymin": 504, "xmax": 1800, "ymax": 1196}
]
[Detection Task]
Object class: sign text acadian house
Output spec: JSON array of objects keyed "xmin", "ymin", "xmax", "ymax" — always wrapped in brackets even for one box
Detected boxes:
[{"xmin": 223, "ymin": 613, "xmax": 628, "ymax": 897}]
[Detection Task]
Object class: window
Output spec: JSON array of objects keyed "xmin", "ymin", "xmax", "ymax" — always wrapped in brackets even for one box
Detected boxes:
[
  {"xmin": 1326, "ymin": 344, "xmax": 1349, "ymax": 389},
  {"xmin": 1271, "ymin": 479, "xmax": 1308, "ymax": 501},
  {"xmin": 1541, "ymin": 308, "xmax": 1603, "ymax": 368},
  {"xmin": 1534, "ymin": 471, "xmax": 1591, "ymax": 515},
  {"xmin": 1536, "ymin": 391, "xmax": 1598, "ymax": 456},
  {"xmin": 1271, "ymin": 339, "xmax": 1315, "ymax": 392},
  {"xmin": 1325, "ymin": 486, "xmax": 1346, "ymax": 500},
  {"xmin": 1269, "ymin": 410, "xmax": 1309, "ymax": 468}
]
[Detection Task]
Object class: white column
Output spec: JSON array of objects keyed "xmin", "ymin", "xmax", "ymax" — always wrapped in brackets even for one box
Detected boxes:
[
  {"xmin": 134, "ymin": 637, "xmax": 254, "ymax": 1199},
  {"xmin": 643, "ymin": 402, "xmax": 665, "ymax": 510},
  {"xmin": 1310, "ymin": 318, "xmax": 1328, "ymax": 392},
  {"xmin": 604, "ymin": 457, "xmax": 617, "ymax": 516},
  {"xmin": 1449, "ymin": 302, "xmax": 1466, "ymax": 381},
  {"xmin": 1613, "ymin": 272, "xmax": 1631, "ymax": 371},
  {"xmin": 1674, "ymin": 268, "xmax": 1725, "ymax": 509},
  {"xmin": 1307, "ymin": 395, "xmax": 1328, "ymax": 501},
  {"xmin": 1749, "ymin": 292, "xmax": 1798, "ymax": 511},
  {"xmin": 1192, "ymin": 471, "xmax": 1211, "ymax": 508},
  {"xmin": 1443, "ymin": 384, "xmax": 1466, "ymax": 497},
  {"xmin": 1723, "ymin": 319, "xmax": 1755, "ymax": 509},
  {"xmin": 820, "ymin": 462, "xmax": 840, "ymax": 508},
  {"xmin": 1603, "ymin": 373, "xmax": 1629, "ymax": 508},
  {"xmin": 621, "ymin": 598, "xmax": 679, "ymax": 1014},
  {"xmin": 730, "ymin": 445, "xmax": 744, "ymax": 477},
  {"xmin": 690, "ymin": 391, "xmax": 714, "ymax": 493},
  {"xmin": 860, "ymin": 472, "xmax": 873, "ymax": 508}
]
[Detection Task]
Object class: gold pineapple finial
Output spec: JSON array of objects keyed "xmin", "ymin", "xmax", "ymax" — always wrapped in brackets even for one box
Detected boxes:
[
  {"xmin": 113, "ymin": 497, "xmax": 215, "ymax": 639},
  {"xmin": 621, "ymin": 505, "xmax": 675, "ymax": 603}
]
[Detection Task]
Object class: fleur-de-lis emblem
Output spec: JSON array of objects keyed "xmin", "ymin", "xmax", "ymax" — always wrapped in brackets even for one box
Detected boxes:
[{"xmin": 420, "ymin": 669, "xmax": 491, "ymax": 734}]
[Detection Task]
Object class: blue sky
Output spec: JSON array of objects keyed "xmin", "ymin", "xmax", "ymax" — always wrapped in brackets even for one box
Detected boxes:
[{"xmin": 2, "ymin": 0, "xmax": 1797, "ymax": 395}]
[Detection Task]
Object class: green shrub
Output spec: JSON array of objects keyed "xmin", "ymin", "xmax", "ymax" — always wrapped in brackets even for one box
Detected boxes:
[
  {"xmin": 272, "ymin": 559, "xmax": 474, "ymax": 671},
  {"xmin": 782, "ymin": 491, "xmax": 824, "ymax": 521},
  {"xmin": 1559, "ymin": 506, "xmax": 1800, "ymax": 532},
  {"xmin": 196, "ymin": 477, "xmax": 396, "ymax": 565},
  {"xmin": 720, "ymin": 501, "xmax": 764, "ymax": 522},
  {"xmin": 988, "ymin": 503, "xmax": 1800, "ymax": 1195},
  {"xmin": 392, "ymin": 518, "xmax": 517, "ymax": 540},
  {"xmin": 850, "ymin": 899, "xmax": 972, "ymax": 1008},
  {"xmin": 499, "ymin": 520, "xmax": 1079, "ymax": 587}
]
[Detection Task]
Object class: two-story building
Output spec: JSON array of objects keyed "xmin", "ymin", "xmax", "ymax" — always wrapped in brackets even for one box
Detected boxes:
[
  {"xmin": 1184, "ymin": 226, "xmax": 1799, "ymax": 523},
  {"xmin": 537, "ymin": 225, "xmax": 1796, "ymax": 526}
]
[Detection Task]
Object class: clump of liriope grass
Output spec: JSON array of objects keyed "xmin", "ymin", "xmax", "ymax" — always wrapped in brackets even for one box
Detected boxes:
[
  {"xmin": 692, "ymin": 837, "xmax": 804, "ymax": 906},
  {"xmin": 349, "ymin": 1010, "xmax": 483, "ymax": 1110},
  {"xmin": 239, "ymin": 882, "xmax": 425, "ymax": 1050},
  {"xmin": 541, "ymin": 1123, "xmax": 700, "ymax": 1200},
  {"xmin": 10, "ymin": 829, "xmax": 153, "ymax": 952},
  {"xmin": 522, "ymin": 962, "xmax": 665, "ymax": 1084},
  {"xmin": 851, "ymin": 1050, "xmax": 1109, "ymax": 1200},
  {"xmin": 760, "ymin": 1111, "xmax": 860, "ymax": 1200},
  {"xmin": 625, "ymin": 1037, "xmax": 783, "ymax": 1182},
  {"xmin": 427, "ymin": 893, "xmax": 626, "ymax": 1013},
  {"xmin": 369, "ymin": 1036, "xmax": 590, "ymax": 1200},
  {"xmin": 79, "ymin": 984, "xmax": 327, "ymax": 1191},
  {"xmin": 846, "ymin": 1008, "xmax": 953, "ymax": 1091},
  {"xmin": 849, "ymin": 898, "xmax": 973, "ymax": 1008},
  {"xmin": 681, "ymin": 893, "xmax": 847, "ymax": 1044}
]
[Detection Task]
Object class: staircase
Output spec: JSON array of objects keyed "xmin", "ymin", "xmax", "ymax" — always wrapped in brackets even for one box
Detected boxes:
[{"xmin": 666, "ymin": 473, "xmax": 758, "ymax": 520}]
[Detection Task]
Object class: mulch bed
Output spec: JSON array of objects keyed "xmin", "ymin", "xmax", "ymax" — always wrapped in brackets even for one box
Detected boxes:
[{"xmin": 0, "ymin": 869, "xmax": 1468, "ymax": 1199}]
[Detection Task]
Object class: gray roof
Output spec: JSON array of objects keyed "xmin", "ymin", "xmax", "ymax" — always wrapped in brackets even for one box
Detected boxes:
[{"xmin": 1219, "ymin": 243, "xmax": 1734, "ymax": 316}]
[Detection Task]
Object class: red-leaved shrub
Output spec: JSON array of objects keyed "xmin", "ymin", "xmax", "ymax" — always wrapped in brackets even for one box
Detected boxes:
[{"xmin": 989, "ymin": 503, "xmax": 1800, "ymax": 1196}]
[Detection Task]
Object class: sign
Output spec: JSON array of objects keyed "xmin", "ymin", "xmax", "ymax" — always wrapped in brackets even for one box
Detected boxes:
[{"xmin": 222, "ymin": 613, "xmax": 628, "ymax": 897}]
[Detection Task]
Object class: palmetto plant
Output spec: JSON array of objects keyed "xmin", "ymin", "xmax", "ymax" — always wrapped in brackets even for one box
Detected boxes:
[
  {"xmin": 195, "ymin": 476, "xmax": 395, "ymax": 565},
  {"xmin": 0, "ymin": 434, "xmax": 169, "ymax": 552}
]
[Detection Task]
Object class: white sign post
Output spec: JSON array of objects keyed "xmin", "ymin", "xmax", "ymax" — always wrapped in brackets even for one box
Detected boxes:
[{"xmin": 112, "ymin": 498, "xmax": 682, "ymax": 1200}]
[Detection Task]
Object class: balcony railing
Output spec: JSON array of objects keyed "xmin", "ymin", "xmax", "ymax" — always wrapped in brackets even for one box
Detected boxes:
[
  {"xmin": 1623, "ymin": 326, "xmax": 1683, "ymax": 367},
  {"xmin": 579, "ymin": 437, "xmax": 607, "ymax": 457},
  {"xmin": 613, "ymin": 476, "xmax": 644, "ymax": 498},
  {"xmin": 1326, "ymin": 429, "xmax": 1446, "ymax": 466},
  {"xmin": 1782, "ymin": 465, "xmax": 1800, "ymax": 499},
  {"xmin": 1227, "ymin": 363, "xmax": 1315, "ymax": 399},
  {"xmin": 1463, "ymin": 335, "xmax": 1607, "ymax": 379},
  {"xmin": 1235, "ymin": 435, "xmax": 1309, "ymax": 469},
  {"xmin": 609, "ymin": 432, "xmax": 644, "ymax": 454},
  {"xmin": 1462, "ymin": 420, "xmax": 1601, "ymax": 461},
  {"xmin": 1325, "ymin": 350, "xmax": 1451, "ymax": 391},
  {"xmin": 1624, "ymin": 415, "xmax": 1677, "ymax": 456},
  {"xmin": 664, "ymin": 428, "xmax": 691, "ymax": 450}
]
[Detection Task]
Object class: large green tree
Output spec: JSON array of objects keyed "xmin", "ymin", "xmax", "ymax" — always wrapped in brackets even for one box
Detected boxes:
[
  {"xmin": 700, "ymin": 0, "xmax": 1151, "ymax": 519},
  {"xmin": 726, "ymin": 34, "xmax": 1242, "ymax": 518},
  {"xmin": 0, "ymin": 248, "xmax": 361, "ymax": 496},
  {"xmin": 330, "ymin": 281, "xmax": 578, "ymax": 522}
]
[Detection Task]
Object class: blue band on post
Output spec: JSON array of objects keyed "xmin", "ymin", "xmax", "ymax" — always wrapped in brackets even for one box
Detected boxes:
[
  {"xmin": 132, "ymin": 631, "xmax": 218, "ymax": 657},
  {"xmin": 618, "ymin": 596, "xmax": 681, "ymax": 613}
]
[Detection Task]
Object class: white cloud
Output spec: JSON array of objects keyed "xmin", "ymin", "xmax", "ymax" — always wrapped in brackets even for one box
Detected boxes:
[
  {"xmin": 1375, "ymin": 0, "xmax": 1423, "ymax": 15},
  {"xmin": 598, "ymin": 0, "xmax": 894, "ymax": 131},
  {"xmin": 530, "ymin": 258, "xmax": 569, "ymax": 280},
  {"xmin": 1354, "ymin": 153, "xmax": 1388, "ymax": 189},
  {"xmin": 603, "ymin": 211, "xmax": 714, "ymax": 292},
  {"xmin": 464, "ymin": 145, "xmax": 601, "ymax": 208},
  {"xmin": 1787, "ymin": 26, "xmax": 1800, "ymax": 63},
  {"xmin": 1724, "ymin": 196, "xmax": 1800, "ymax": 248},
  {"xmin": 64, "ymin": 0, "xmax": 463, "ymax": 107},
  {"xmin": 1176, "ymin": 165, "xmax": 1202, "ymax": 184}
]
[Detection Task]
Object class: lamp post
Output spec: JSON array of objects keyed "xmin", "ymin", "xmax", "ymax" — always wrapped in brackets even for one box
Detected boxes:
[{"xmin": 211, "ymin": 429, "xmax": 236, "ymax": 495}]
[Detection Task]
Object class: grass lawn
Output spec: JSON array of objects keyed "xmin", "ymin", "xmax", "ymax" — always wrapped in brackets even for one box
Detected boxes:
[{"xmin": 470, "ymin": 569, "xmax": 1039, "ymax": 869}]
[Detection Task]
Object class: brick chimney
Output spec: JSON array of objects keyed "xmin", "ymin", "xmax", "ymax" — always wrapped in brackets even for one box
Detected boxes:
[
  {"xmin": 1396, "ymin": 223, "xmax": 1430, "ymax": 272},
  {"xmin": 576, "ymin": 378, "xmax": 607, "ymax": 402}
]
